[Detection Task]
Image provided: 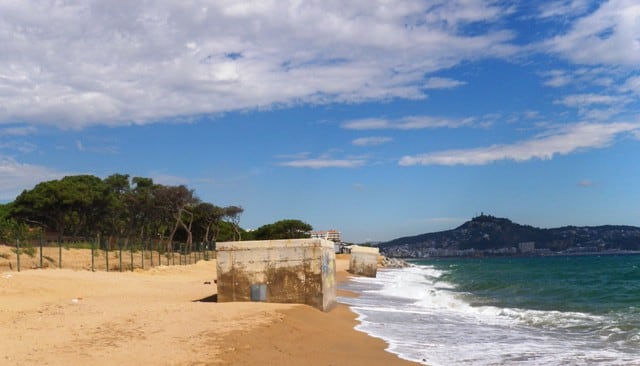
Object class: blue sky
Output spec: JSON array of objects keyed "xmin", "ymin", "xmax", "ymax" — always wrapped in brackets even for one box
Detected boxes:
[{"xmin": 1, "ymin": 1, "xmax": 639, "ymax": 242}]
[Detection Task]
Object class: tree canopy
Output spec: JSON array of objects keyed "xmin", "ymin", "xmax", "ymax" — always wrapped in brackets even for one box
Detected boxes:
[
  {"xmin": 8, "ymin": 174, "xmax": 244, "ymax": 247},
  {"xmin": 5, "ymin": 174, "xmax": 315, "ymax": 247},
  {"xmin": 250, "ymin": 219, "xmax": 313, "ymax": 240}
]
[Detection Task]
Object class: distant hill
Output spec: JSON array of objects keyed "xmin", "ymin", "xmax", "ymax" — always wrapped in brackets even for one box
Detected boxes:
[{"xmin": 379, "ymin": 214, "xmax": 640, "ymax": 258}]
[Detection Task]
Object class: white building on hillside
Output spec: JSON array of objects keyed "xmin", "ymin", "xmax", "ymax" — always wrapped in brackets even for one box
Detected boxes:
[{"xmin": 310, "ymin": 229, "xmax": 341, "ymax": 243}]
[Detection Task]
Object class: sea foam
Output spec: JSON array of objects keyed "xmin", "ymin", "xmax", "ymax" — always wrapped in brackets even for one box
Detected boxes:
[{"xmin": 339, "ymin": 264, "xmax": 640, "ymax": 366}]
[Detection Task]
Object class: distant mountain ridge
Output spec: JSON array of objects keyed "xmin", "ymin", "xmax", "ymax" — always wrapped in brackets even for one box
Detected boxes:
[{"xmin": 379, "ymin": 214, "xmax": 640, "ymax": 258}]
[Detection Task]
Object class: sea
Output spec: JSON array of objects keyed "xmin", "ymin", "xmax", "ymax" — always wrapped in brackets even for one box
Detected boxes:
[{"xmin": 338, "ymin": 255, "xmax": 640, "ymax": 366}]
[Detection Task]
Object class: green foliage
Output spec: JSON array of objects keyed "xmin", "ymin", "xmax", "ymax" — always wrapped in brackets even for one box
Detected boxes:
[
  {"xmin": 191, "ymin": 202, "xmax": 225, "ymax": 242},
  {"xmin": 0, "ymin": 213, "xmax": 39, "ymax": 244},
  {"xmin": 63, "ymin": 241, "xmax": 94, "ymax": 250},
  {"xmin": 0, "ymin": 202, "xmax": 11, "ymax": 221},
  {"xmin": 11, "ymin": 175, "xmax": 110, "ymax": 238},
  {"xmin": 8, "ymin": 173, "xmax": 244, "ymax": 248},
  {"xmin": 216, "ymin": 221, "xmax": 246, "ymax": 242},
  {"xmin": 252, "ymin": 219, "xmax": 313, "ymax": 240}
]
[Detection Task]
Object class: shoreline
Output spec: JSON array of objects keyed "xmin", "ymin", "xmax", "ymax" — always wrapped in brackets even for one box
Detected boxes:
[
  {"xmin": 217, "ymin": 256, "xmax": 418, "ymax": 365},
  {"xmin": 219, "ymin": 303, "xmax": 418, "ymax": 365},
  {"xmin": 0, "ymin": 247, "xmax": 419, "ymax": 365}
]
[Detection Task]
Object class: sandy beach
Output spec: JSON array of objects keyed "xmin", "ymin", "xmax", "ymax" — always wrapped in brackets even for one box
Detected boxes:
[{"xmin": 0, "ymin": 245, "xmax": 417, "ymax": 365}]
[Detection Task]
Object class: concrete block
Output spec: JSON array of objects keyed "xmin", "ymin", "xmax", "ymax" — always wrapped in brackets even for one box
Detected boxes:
[
  {"xmin": 216, "ymin": 239, "xmax": 336, "ymax": 311},
  {"xmin": 349, "ymin": 245, "xmax": 379, "ymax": 277}
]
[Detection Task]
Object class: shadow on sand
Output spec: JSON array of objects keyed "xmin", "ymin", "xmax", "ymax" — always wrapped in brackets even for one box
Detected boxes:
[{"xmin": 193, "ymin": 294, "xmax": 218, "ymax": 303}]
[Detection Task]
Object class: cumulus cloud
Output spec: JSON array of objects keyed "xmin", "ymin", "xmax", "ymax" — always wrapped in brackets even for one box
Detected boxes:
[
  {"xmin": 352, "ymin": 136, "xmax": 393, "ymax": 146},
  {"xmin": 0, "ymin": 157, "xmax": 70, "ymax": 200},
  {"xmin": 342, "ymin": 115, "xmax": 475, "ymax": 130},
  {"xmin": 0, "ymin": 0, "xmax": 516, "ymax": 129},
  {"xmin": 543, "ymin": 0, "xmax": 640, "ymax": 66},
  {"xmin": 399, "ymin": 122, "xmax": 640, "ymax": 166}
]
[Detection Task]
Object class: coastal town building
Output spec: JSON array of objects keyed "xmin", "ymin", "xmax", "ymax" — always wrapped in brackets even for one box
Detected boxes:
[
  {"xmin": 310, "ymin": 229, "xmax": 341, "ymax": 243},
  {"xmin": 216, "ymin": 238, "xmax": 337, "ymax": 311}
]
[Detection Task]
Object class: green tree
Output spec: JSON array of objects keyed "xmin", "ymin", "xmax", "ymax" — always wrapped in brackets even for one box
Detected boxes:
[
  {"xmin": 101, "ymin": 173, "xmax": 132, "ymax": 248},
  {"xmin": 224, "ymin": 206, "xmax": 244, "ymax": 241},
  {"xmin": 0, "ymin": 202, "xmax": 17, "ymax": 243},
  {"xmin": 192, "ymin": 202, "xmax": 225, "ymax": 243},
  {"xmin": 8, "ymin": 174, "xmax": 242, "ymax": 251},
  {"xmin": 130, "ymin": 176, "xmax": 157, "ymax": 241},
  {"xmin": 12, "ymin": 175, "xmax": 109, "ymax": 240},
  {"xmin": 216, "ymin": 221, "xmax": 247, "ymax": 242},
  {"xmin": 252, "ymin": 219, "xmax": 312, "ymax": 240},
  {"xmin": 154, "ymin": 185, "xmax": 198, "ymax": 252}
]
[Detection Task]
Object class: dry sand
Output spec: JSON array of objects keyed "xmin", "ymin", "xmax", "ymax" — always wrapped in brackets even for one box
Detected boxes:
[{"xmin": 0, "ymin": 245, "xmax": 417, "ymax": 365}]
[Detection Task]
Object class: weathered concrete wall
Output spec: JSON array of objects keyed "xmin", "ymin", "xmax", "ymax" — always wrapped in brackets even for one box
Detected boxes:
[
  {"xmin": 349, "ymin": 246, "xmax": 379, "ymax": 277},
  {"xmin": 216, "ymin": 239, "xmax": 336, "ymax": 311}
]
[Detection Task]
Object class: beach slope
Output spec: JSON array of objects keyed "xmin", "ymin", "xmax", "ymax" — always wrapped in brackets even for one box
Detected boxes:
[{"xmin": 0, "ymin": 253, "xmax": 417, "ymax": 365}]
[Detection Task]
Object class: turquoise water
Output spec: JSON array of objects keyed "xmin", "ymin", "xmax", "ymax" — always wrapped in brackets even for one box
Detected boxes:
[
  {"xmin": 339, "ymin": 255, "xmax": 640, "ymax": 365},
  {"xmin": 427, "ymin": 255, "xmax": 640, "ymax": 315}
]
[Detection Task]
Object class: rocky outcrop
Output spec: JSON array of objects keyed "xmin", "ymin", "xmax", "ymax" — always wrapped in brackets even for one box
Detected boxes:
[{"xmin": 379, "ymin": 256, "xmax": 410, "ymax": 268}]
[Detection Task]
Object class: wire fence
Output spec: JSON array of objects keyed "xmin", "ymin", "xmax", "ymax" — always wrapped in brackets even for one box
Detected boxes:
[{"xmin": 0, "ymin": 239, "xmax": 216, "ymax": 272}]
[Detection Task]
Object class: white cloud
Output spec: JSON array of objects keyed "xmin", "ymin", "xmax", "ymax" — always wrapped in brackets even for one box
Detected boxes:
[
  {"xmin": 277, "ymin": 150, "xmax": 366, "ymax": 169},
  {"xmin": 555, "ymin": 93, "xmax": 627, "ymax": 108},
  {"xmin": 544, "ymin": 0, "xmax": 640, "ymax": 66},
  {"xmin": 538, "ymin": 0, "xmax": 592, "ymax": 18},
  {"xmin": 424, "ymin": 77, "xmax": 466, "ymax": 89},
  {"xmin": 620, "ymin": 75, "xmax": 640, "ymax": 94},
  {"xmin": 541, "ymin": 67, "xmax": 630, "ymax": 90},
  {"xmin": 542, "ymin": 70, "xmax": 572, "ymax": 87},
  {"xmin": 0, "ymin": 141, "xmax": 37, "ymax": 154},
  {"xmin": 274, "ymin": 152, "xmax": 311, "ymax": 160},
  {"xmin": 0, "ymin": 0, "xmax": 517, "ymax": 129},
  {"xmin": 341, "ymin": 118, "xmax": 391, "ymax": 130},
  {"xmin": 0, "ymin": 157, "xmax": 70, "ymax": 200},
  {"xmin": 524, "ymin": 110, "xmax": 541, "ymax": 119},
  {"xmin": 399, "ymin": 122, "xmax": 640, "ymax": 166},
  {"xmin": 0, "ymin": 125, "xmax": 37, "ymax": 136},
  {"xmin": 342, "ymin": 115, "xmax": 474, "ymax": 130},
  {"xmin": 279, "ymin": 158, "xmax": 365, "ymax": 169},
  {"xmin": 352, "ymin": 136, "xmax": 393, "ymax": 146},
  {"xmin": 72, "ymin": 138, "xmax": 119, "ymax": 154}
]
